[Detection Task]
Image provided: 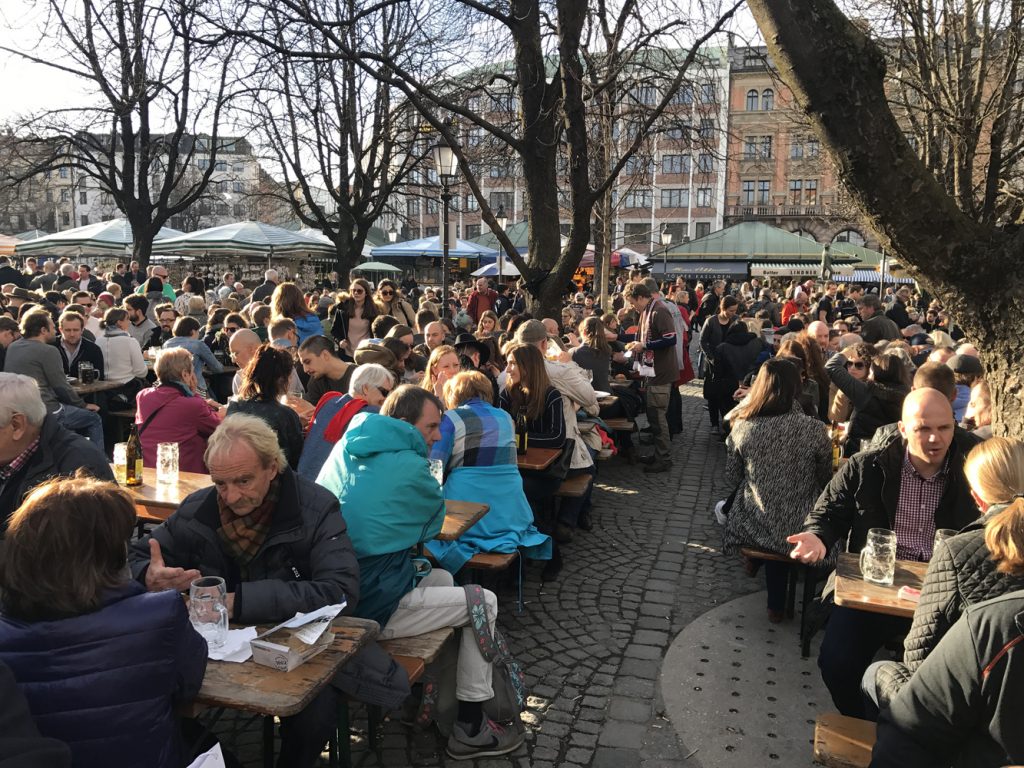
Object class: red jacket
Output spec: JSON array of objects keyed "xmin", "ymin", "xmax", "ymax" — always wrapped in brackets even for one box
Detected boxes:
[
  {"xmin": 466, "ymin": 288, "xmax": 498, "ymax": 323},
  {"xmin": 135, "ymin": 383, "xmax": 222, "ymax": 474}
]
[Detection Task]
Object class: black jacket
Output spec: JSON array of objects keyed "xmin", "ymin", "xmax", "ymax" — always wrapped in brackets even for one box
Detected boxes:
[
  {"xmin": 128, "ymin": 467, "xmax": 360, "ymax": 626},
  {"xmin": 885, "ymin": 298, "xmax": 912, "ymax": 329},
  {"xmin": 53, "ymin": 337, "xmax": 105, "ymax": 380},
  {"xmin": 826, "ymin": 352, "xmax": 909, "ymax": 456},
  {"xmin": 225, "ymin": 398, "xmax": 304, "ymax": 469},
  {"xmin": 871, "ymin": 592, "xmax": 1024, "ymax": 768},
  {"xmin": 803, "ymin": 434, "xmax": 978, "ymax": 556},
  {"xmin": 251, "ymin": 280, "xmax": 277, "ymax": 304},
  {"xmin": 0, "ymin": 414, "xmax": 114, "ymax": 531},
  {"xmin": 874, "ymin": 505, "xmax": 1024, "ymax": 708},
  {"xmin": 0, "ymin": 265, "xmax": 27, "ymax": 289},
  {"xmin": 712, "ymin": 329, "xmax": 764, "ymax": 391}
]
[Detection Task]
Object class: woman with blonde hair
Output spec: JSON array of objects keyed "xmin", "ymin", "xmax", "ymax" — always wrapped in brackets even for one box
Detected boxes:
[
  {"xmin": 271, "ymin": 281, "xmax": 322, "ymax": 343},
  {"xmin": 867, "ymin": 436, "xmax": 1024, "ymax": 712},
  {"xmin": 421, "ymin": 344, "xmax": 461, "ymax": 399}
]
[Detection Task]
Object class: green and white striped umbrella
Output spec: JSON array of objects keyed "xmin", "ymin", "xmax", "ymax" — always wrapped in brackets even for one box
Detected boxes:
[
  {"xmin": 151, "ymin": 221, "xmax": 336, "ymax": 257},
  {"xmin": 14, "ymin": 219, "xmax": 184, "ymax": 256}
]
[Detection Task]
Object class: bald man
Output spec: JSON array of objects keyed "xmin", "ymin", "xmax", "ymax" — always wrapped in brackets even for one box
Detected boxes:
[
  {"xmin": 789, "ymin": 387, "xmax": 978, "ymax": 719},
  {"xmin": 228, "ymin": 328, "xmax": 261, "ymax": 395},
  {"xmin": 806, "ymin": 320, "xmax": 831, "ymax": 355}
]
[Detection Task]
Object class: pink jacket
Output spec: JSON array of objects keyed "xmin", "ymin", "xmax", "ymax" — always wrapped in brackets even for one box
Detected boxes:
[{"xmin": 135, "ymin": 384, "xmax": 222, "ymax": 474}]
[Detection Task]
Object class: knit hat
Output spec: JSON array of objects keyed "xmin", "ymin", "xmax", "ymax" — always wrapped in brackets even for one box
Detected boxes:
[{"xmin": 514, "ymin": 319, "xmax": 550, "ymax": 344}]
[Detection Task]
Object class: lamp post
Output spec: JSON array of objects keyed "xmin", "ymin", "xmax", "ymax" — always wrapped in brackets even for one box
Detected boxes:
[
  {"xmin": 387, "ymin": 226, "xmax": 398, "ymax": 243},
  {"xmin": 495, "ymin": 203, "xmax": 508, "ymax": 283},
  {"xmin": 432, "ymin": 136, "xmax": 459, "ymax": 307},
  {"xmin": 660, "ymin": 226, "xmax": 673, "ymax": 281}
]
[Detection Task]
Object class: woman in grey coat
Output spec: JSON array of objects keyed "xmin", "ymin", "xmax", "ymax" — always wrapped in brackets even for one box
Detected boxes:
[{"xmin": 722, "ymin": 357, "xmax": 832, "ymax": 622}]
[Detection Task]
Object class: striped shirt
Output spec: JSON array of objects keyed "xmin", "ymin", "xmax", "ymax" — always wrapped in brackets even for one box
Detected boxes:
[
  {"xmin": 894, "ymin": 449, "xmax": 948, "ymax": 561},
  {"xmin": 498, "ymin": 386, "xmax": 566, "ymax": 450}
]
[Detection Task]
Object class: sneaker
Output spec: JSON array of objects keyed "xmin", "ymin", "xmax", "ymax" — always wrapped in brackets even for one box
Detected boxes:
[
  {"xmin": 714, "ymin": 499, "xmax": 728, "ymax": 525},
  {"xmin": 447, "ymin": 717, "xmax": 525, "ymax": 760},
  {"xmin": 553, "ymin": 522, "xmax": 574, "ymax": 544}
]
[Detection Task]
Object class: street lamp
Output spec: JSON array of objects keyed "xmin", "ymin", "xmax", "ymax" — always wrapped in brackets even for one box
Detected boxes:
[
  {"xmin": 495, "ymin": 203, "xmax": 508, "ymax": 282},
  {"xmin": 432, "ymin": 135, "xmax": 459, "ymax": 306},
  {"xmin": 387, "ymin": 225, "xmax": 398, "ymax": 243},
  {"xmin": 660, "ymin": 226, "xmax": 673, "ymax": 279}
]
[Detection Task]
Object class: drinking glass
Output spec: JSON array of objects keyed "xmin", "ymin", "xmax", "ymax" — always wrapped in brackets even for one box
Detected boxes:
[
  {"xmin": 933, "ymin": 528, "xmax": 958, "ymax": 550},
  {"xmin": 156, "ymin": 442, "xmax": 179, "ymax": 486},
  {"xmin": 112, "ymin": 442, "xmax": 128, "ymax": 485},
  {"xmin": 859, "ymin": 528, "xmax": 898, "ymax": 586},
  {"xmin": 428, "ymin": 459, "xmax": 444, "ymax": 486},
  {"xmin": 189, "ymin": 576, "xmax": 229, "ymax": 649}
]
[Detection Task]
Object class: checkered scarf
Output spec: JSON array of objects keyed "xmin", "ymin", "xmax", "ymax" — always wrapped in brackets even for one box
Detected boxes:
[{"xmin": 217, "ymin": 477, "xmax": 280, "ymax": 567}]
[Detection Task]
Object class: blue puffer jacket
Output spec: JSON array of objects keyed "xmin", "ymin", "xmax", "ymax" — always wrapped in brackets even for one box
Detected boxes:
[
  {"xmin": 0, "ymin": 581, "xmax": 207, "ymax": 768},
  {"xmin": 294, "ymin": 313, "xmax": 325, "ymax": 344},
  {"xmin": 316, "ymin": 412, "xmax": 444, "ymax": 626}
]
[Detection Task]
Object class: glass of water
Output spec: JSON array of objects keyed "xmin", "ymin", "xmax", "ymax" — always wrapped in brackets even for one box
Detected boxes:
[
  {"xmin": 428, "ymin": 458, "xmax": 444, "ymax": 485},
  {"xmin": 859, "ymin": 528, "xmax": 898, "ymax": 586},
  {"xmin": 156, "ymin": 442, "xmax": 179, "ymax": 486},
  {"xmin": 189, "ymin": 576, "xmax": 229, "ymax": 649}
]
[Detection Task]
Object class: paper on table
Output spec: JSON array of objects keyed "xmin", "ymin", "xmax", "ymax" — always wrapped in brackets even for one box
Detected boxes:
[
  {"xmin": 278, "ymin": 603, "xmax": 346, "ymax": 646},
  {"xmin": 187, "ymin": 743, "xmax": 226, "ymax": 768},
  {"xmin": 208, "ymin": 627, "xmax": 258, "ymax": 662}
]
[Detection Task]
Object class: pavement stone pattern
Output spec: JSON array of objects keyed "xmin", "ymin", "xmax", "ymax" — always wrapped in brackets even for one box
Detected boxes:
[{"xmin": 213, "ymin": 382, "xmax": 800, "ymax": 766}]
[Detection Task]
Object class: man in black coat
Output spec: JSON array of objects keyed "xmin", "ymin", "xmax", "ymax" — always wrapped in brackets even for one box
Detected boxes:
[
  {"xmin": 128, "ymin": 414, "xmax": 362, "ymax": 768},
  {"xmin": 0, "ymin": 257, "xmax": 27, "ymax": 290},
  {"xmin": 250, "ymin": 268, "xmax": 279, "ymax": 304},
  {"xmin": 788, "ymin": 388, "xmax": 979, "ymax": 719},
  {"xmin": 0, "ymin": 373, "xmax": 113, "ymax": 532},
  {"xmin": 53, "ymin": 311, "xmax": 105, "ymax": 380}
]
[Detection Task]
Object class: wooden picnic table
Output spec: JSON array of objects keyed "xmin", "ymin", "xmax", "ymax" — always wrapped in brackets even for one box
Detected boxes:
[
  {"xmin": 110, "ymin": 465, "xmax": 213, "ymax": 521},
  {"xmin": 437, "ymin": 500, "xmax": 489, "ymax": 540},
  {"xmin": 71, "ymin": 378, "xmax": 125, "ymax": 395},
  {"xmin": 516, "ymin": 446, "xmax": 560, "ymax": 472},
  {"xmin": 833, "ymin": 551, "xmax": 928, "ymax": 619}
]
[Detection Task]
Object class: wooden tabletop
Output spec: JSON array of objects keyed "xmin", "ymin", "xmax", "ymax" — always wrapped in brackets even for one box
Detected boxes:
[
  {"xmin": 516, "ymin": 447, "xmax": 560, "ymax": 472},
  {"xmin": 834, "ymin": 551, "xmax": 928, "ymax": 619},
  {"xmin": 438, "ymin": 500, "xmax": 489, "ymax": 541},
  {"xmin": 71, "ymin": 378, "xmax": 126, "ymax": 395},
  {"xmin": 189, "ymin": 616, "xmax": 378, "ymax": 718},
  {"xmin": 111, "ymin": 465, "xmax": 213, "ymax": 517}
]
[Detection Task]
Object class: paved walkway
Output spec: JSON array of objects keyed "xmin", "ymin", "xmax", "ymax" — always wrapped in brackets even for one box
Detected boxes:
[{"xmin": 219, "ymin": 382, "xmax": 818, "ymax": 766}]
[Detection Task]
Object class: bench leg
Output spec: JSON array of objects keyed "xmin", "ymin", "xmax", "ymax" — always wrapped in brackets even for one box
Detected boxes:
[
  {"xmin": 367, "ymin": 703, "xmax": 381, "ymax": 750},
  {"xmin": 336, "ymin": 698, "xmax": 351, "ymax": 768},
  {"xmin": 516, "ymin": 554, "xmax": 524, "ymax": 615},
  {"xmin": 262, "ymin": 715, "xmax": 274, "ymax": 768},
  {"xmin": 800, "ymin": 565, "xmax": 817, "ymax": 659},
  {"xmin": 785, "ymin": 562, "xmax": 798, "ymax": 620}
]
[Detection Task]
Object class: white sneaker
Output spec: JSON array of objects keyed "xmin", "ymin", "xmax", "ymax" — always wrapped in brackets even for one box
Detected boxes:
[{"xmin": 714, "ymin": 499, "xmax": 728, "ymax": 526}]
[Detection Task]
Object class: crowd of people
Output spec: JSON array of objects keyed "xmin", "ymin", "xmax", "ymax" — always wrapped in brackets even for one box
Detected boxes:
[{"xmin": 0, "ymin": 251, "xmax": 1019, "ymax": 767}]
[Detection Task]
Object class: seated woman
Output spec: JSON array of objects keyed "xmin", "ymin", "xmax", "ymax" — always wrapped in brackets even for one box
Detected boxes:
[
  {"xmin": 428, "ymin": 371, "xmax": 550, "ymax": 572},
  {"xmin": 162, "ymin": 316, "xmax": 224, "ymax": 396},
  {"xmin": 721, "ymin": 358, "xmax": 832, "ymax": 622},
  {"xmin": 93, "ymin": 307, "xmax": 148, "ymax": 404},
  {"xmin": 827, "ymin": 341, "xmax": 874, "ymax": 423},
  {"xmin": 0, "ymin": 475, "xmax": 206, "ymax": 767},
  {"xmin": 570, "ymin": 316, "xmax": 612, "ymax": 392},
  {"xmin": 867, "ymin": 436, "xmax": 1024, "ymax": 714},
  {"xmin": 825, "ymin": 347, "xmax": 910, "ymax": 456},
  {"xmin": 297, "ymin": 362, "xmax": 395, "ymax": 480},
  {"xmin": 422, "ymin": 344, "xmax": 461, "ymax": 399},
  {"xmin": 136, "ymin": 348, "xmax": 223, "ymax": 473},
  {"xmin": 271, "ymin": 281, "xmax": 323, "ymax": 344},
  {"xmin": 227, "ymin": 344, "xmax": 304, "ymax": 468}
]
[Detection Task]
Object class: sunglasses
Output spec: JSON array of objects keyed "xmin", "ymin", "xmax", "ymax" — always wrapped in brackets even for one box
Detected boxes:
[
  {"xmin": 225, "ymin": 326, "xmax": 240, "ymax": 333},
  {"xmin": 379, "ymin": 290, "xmax": 394, "ymax": 296},
  {"xmin": 351, "ymin": 288, "xmax": 365, "ymax": 294},
  {"xmin": 376, "ymin": 386, "xmax": 392, "ymax": 397},
  {"xmin": 81, "ymin": 302, "xmax": 94, "ymax": 308},
  {"xmin": 846, "ymin": 361, "xmax": 868, "ymax": 370}
]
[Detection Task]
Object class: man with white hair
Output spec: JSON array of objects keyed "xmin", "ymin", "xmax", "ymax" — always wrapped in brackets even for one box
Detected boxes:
[
  {"xmin": 251, "ymin": 269, "xmax": 279, "ymax": 303},
  {"xmin": 0, "ymin": 372, "xmax": 112, "ymax": 528},
  {"xmin": 130, "ymin": 414, "xmax": 361, "ymax": 768}
]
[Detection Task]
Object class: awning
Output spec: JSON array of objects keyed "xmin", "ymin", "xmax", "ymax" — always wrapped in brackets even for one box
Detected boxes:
[
  {"xmin": 835, "ymin": 269, "xmax": 916, "ymax": 285},
  {"xmin": 751, "ymin": 262, "xmax": 855, "ymax": 278},
  {"xmin": 650, "ymin": 260, "xmax": 748, "ymax": 279}
]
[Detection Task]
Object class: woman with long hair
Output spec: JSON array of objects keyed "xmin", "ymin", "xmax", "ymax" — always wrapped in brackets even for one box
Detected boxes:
[
  {"xmin": 475, "ymin": 310, "xmax": 501, "ymax": 368},
  {"xmin": 94, "ymin": 307, "xmax": 148, "ymax": 388},
  {"xmin": 329, "ymin": 278, "xmax": 377, "ymax": 356},
  {"xmin": 142, "ymin": 277, "xmax": 166, "ymax": 323},
  {"xmin": 826, "ymin": 347, "xmax": 910, "ymax": 456},
  {"xmin": 571, "ymin": 316, "xmax": 613, "ymax": 392},
  {"xmin": 422, "ymin": 344, "xmax": 462, "ymax": 399},
  {"xmin": 0, "ymin": 476, "xmax": 207, "ymax": 766},
  {"xmin": 867, "ymin": 437, "xmax": 1024, "ymax": 713},
  {"xmin": 174, "ymin": 274, "xmax": 206, "ymax": 317},
  {"xmin": 374, "ymin": 278, "xmax": 416, "ymax": 326},
  {"xmin": 795, "ymin": 330, "xmax": 830, "ymax": 421},
  {"xmin": 498, "ymin": 343, "xmax": 565, "ymax": 449},
  {"xmin": 226, "ymin": 344, "xmax": 304, "ymax": 467},
  {"xmin": 723, "ymin": 358, "xmax": 832, "ymax": 622},
  {"xmin": 271, "ymin": 281, "xmax": 322, "ymax": 344},
  {"xmin": 699, "ymin": 295, "xmax": 739, "ymax": 431}
]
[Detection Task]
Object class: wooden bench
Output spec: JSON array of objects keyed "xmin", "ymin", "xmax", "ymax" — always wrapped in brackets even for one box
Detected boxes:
[
  {"xmin": 740, "ymin": 546, "xmax": 823, "ymax": 658},
  {"xmin": 422, "ymin": 550, "xmax": 524, "ymax": 613},
  {"xmin": 555, "ymin": 474, "xmax": 590, "ymax": 498},
  {"xmin": 813, "ymin": 713, "xmax": 875, "ymax": 767},
  {"xmin": 603, "ymin": 417, "xmax": 635, "ymax": 433}
]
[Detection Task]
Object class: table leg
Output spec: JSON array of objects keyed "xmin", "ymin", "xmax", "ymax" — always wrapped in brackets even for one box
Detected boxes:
[
  {"xmin": 336, "ymin": 699, "xmax": 351, "ymax": 768},
  {"xmin": 262, "ymin": 715, "xmax": 274, "ymax": 768}
]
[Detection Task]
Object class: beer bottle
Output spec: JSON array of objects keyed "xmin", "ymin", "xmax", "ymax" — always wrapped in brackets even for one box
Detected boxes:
[
  {"xmin": 830, "ymin": 420, "xmax": 842, "ymax": 473},
  {"xmin": 515, "ymin": 408, "xmax": 529, "ymax": 455},
  {"xmin": 125, "ymin": 423, "xmax": 144, "ymax": 486}
]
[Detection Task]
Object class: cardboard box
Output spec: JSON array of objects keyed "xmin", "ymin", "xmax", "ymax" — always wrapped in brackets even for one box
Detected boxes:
[{"xmin": 250, "ymin": 625, "xmax": 335, "ymax": 672}]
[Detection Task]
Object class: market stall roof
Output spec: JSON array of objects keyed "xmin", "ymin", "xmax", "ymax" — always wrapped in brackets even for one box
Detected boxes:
[
  {"xmin": 750, "ymin": 262, "xmax": 855, "ymax": 278},
  {"xmin": 0, "ymin": 234, "xmax": 21, "ymax": 256},
  {"xmin": 664, "ymin": 222, "xmax": 862, "ymax": 263},
  {"xmin": 836, "ymin": 269, "xmax": 916, "ymax": 285},
  {"xmin": 14, "ymin": 219, "xmax": 185, "ymax": 257},
  {"xmin": 469, "ymin": 220, "xmax": 530, "ymax": 254},
  {"xmin": 351, "ymin": 261, "xmax": 401, "ymax": 273},
  {"xmin": 14, "ymin": 229, "xmax": 50, "ymax": 241},
  {"xmin": 648, "ymin": 259, "xmax": 749, "ymax": 279},
  {"xmin": 472, "ymin": 258, "xmax": 521, "ymax": 277},
  {"xmin": 152, "ymin": 221, "xmax": 335, "ymax": 257},
  {"xmin": 371, "ymin": 235, "xmax": 499, "ymax": 260}
]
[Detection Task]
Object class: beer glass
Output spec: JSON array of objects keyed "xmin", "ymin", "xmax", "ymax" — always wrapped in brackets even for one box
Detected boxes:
[
  {"xmin": 156, "ymin": 443, "xmax": 179, "ymax": 486},
  {"xmin": 428, "ymin": 459, "xmax": 444, "ymax": 486},
  {"xmin": 112, "ymin": 443, "xmax": 128, "ymax": 485},
  {"xmin": 189, "ymin": 577, "xmax": 229, "ymax": 649},
  {"xmin": 859, "ymin": 528, "xmax": 898, "ymax": 586}
]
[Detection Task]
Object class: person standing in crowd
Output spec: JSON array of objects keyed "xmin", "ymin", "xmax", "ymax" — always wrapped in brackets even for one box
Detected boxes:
[
  {"xmin": 135, "ymin": 348, "xmax": 223, "ymax": 474},
  {"xmin": 722, "ymin": 358, "xmax": 831, "ymax": 622},
  {"xmin": 252, "ymin": 268, "xmax": 280, "ymax": 304},
  {"xmin": 3, "ymin": 309, "xmax": 104, "ymax": 449},
  {"xmin": 271, "ymin": 282, "xmax": 323, "ymax": 344},
  {"xmin": 375, "ymin": 278, "xmax": 416, "ymax": 326},
  {"xmin": 54, "ymin": 310, "xmax": 104, "ymax": 380},
  {"xmin": 227, "ymin": 345, "xmax": 304, "ymax": 468},
  {"xmin": 173, "ymin": 275, "xmax": 205, "ymax": 317},
  {"xmin": 75, "ymin": 263, "xmax": 105, "ymax": 295},
  {"xmin": 858, "ymin": 293, "xmax": 901, "ymax": 343},
  {"xmin": 699, "ymin": 295, "xmax": 739, "ymax": 433},
  {"xmin": 885, "ymin": 286, "xmax": 913, "ymax": 329},
  {"xmin": 814, "ymin": 281, "xmax": 839, "ymax": 323},
  {"xmin": 963, "ymin": 379, "xmax": 992, "ymax": 438},
  {"xmin": 329, "ymin": 278, "xmax": 377, "ymax": 355},
  {"xmin": 466, "ymin": 277, "xmax": 498, "ymax": 324},
  {"xmin": 787, "ymin": 388, "xmax": 979, "ymax": 719},
  {"xmin": 571, "ymin": 316, "xmax": 613, "ymax": 393}
]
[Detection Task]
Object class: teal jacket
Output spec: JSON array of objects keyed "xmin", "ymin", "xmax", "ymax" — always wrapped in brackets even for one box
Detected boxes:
[{"xmin": 316, "ymin": 412, "xmax": 444, "ymax": 625}]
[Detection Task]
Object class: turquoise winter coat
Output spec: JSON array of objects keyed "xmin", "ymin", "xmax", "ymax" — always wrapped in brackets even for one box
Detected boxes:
[{"xmin": 316, "ymin": 412, "xmax": 444, "ymax": 625}]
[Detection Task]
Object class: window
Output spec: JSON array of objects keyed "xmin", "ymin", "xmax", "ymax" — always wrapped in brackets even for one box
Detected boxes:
[
  {"xmin": 664, "ymin": 222, "xmax": 688, "ymax": 242},
  {"xmin": 425, "ymin": 198, "xmax": 438, "ymax": 214},
  {"xmin": 59, "ymin": 168, "xmax": 68, "ymax": 178},
  {"xmin": 904, "ymin": 133, "xmax": 919, "ymax": 151},
  {"xmin": 833, "ymin": 229, "xmax": 866, "ymax": 246},
  {"xmin": 61, "ymin": 212, "xmax": 71, "ymax": 225},
  {"xmin": 665, "ymin": 125, "xmax": 688, "ymax": 140},
  {"xmin": 699, "ymin": 118, "xmax": 714, "ymax": 140},
  {"xmin": 622, "ymin": 189, "xmax": 652, "ymax": 208},
  {"xmin": 790, "ymin": 140, "xmax": 804, "ymax": 159},
  {"xmin": 741, "ymin": 180, "xmax": 755, "ymax": 205},
  {"xmin": 489, "ymin": 165, "xmax": 508, "ymax": 178},
  {"xmin": 101, "ymin": 192, "xmax": 113, "ymax": 206},
  {"xmin": 465, "ymin": 194, "xmax": 479, "ymax": 212},
  {"xmin": 624, "ymin": 156, "xmax": 653, "ymax": 176},
  {"xmin": 60, "ymin": 189, "xmax": 69, "ymax": 202},
  {"xmin": 468, "ymin": 128, "xmax": 483, "ymax": 147},
  {"xmin": 761, "ymin": 89, "xmax": 774, "ymax": 111},
  {"xmin": 622, "ymin": 223, "xmax": 648, "ymax": 244},
  {"xmin": 79, "ymin": 189, "xmax": 87, "ymax": 204},
  {"xmin": 805, "ymin": 179, "xmax": 818, "ymax": 205},
  {"xmin": 214, "ymin": 161, "xmax": 227, "ymax": 172},
  {"xmin": 197, "ymin": 159, "xmax": 210, "ymax": 170},
  {"xmin": 214, "ymin": 180, "xmax": 227, "ymax": 193},
  {"xmin": 233, "ymin": 163, "xmax": 245, "ymax": 173},
  {"xmin": 788, "ymin": 179, "xmax": 803, "ymax": 205},
  {"xmin": 695, "ymin": 222, "xmax": 711, "ymax": 238},
  {"xmin": 697, "ymin": 153, "xmax": 714, "ymax": 173},
  {"xmin": 406, "ymin": 199, "xmax": 420, "ymax": 216},
  {"xmin": 661, "ymin": 188, "xmax": 689, "ymax": 208},
  {"xmin": 467, "ymin": 96, "xmax": 481, "ymax": 112},
  {"xmin": 45, "ymin": 190, "xmax": 53, "ymax": 203},
  {"xmin": 464, "ymin": 224, "xmax": 481, "ymax": 239},
  {"xmin": 233, "ymin": 181, "xmax": 243, "ymax": 193},
  {"xmin": 760, "ymin": 136, "xmax": 773, "ymax": 159},
  {"xmin": 80, "ymin": 214, "xmax": 89, "ymax": 226},
  {"xmin": 746, "ymin": 89, "xmax": 759, "ymax": 111},
  {"xmin": 424, "ymin": 226, "xmax": 439, "ymax": 237},
  {"xmin": 630, "ymin": 86, "xmax": 656, "ymax": 105},
  {"xmin": 673, "ymin": 84, "xmax": 694, "ymax": 105},
  {"xmin": 662, "ymin": 154, "xmax": 691, "ymax": 174},
  {"xmin": 807, "ymin": 139, "xmax": 820, "ymax": 158},
  {"xmin": 757, "ymin": 180, "xmax": 770, "ymax": 204},
  {"xmin": 700, "ymin": 83, "xmax": 716, "ymax": 103},
  {"xmin": 695, "ymin": 188, "xmax": 712, "ymax": 208},
  {"xmin": 743, "ymin": 138, "xmax": 758, "ymax": 160},
  {"xmin": 489, "ymin": 191, "xmax": 513, "ymax": 210}
]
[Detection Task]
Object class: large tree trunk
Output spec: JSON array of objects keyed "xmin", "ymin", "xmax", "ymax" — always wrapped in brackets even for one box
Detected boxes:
[{"xmin": 747, "ymin": 0, "xmax": 1024, "ymax": 434}]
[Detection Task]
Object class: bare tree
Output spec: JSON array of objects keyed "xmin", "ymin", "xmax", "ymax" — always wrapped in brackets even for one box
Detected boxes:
[
  {"xmin": 0, "ymin": 0, "xmax": 238, "ymax": 266},
  {"xmin": 747, "ymin": 0, "xmax": 1024, "ymax": 431}
]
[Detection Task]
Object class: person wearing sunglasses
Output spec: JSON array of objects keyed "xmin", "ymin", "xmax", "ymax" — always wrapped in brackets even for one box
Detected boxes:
[
  {"xmin": 828, "ymin": 342, "xmax": 873, "ymax": 423},
  {"xmin": 374, "ymin": 279, "xmax": 416, "ymax": 327},
  {"xmin": 328, "ymin": 278, "xmax": 377, "ymax": 358}
]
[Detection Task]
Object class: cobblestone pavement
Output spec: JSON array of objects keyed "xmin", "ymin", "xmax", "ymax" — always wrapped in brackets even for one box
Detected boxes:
[{"xmin": 217, "ymin": 382, "xmax": 769, "ymax": 766}]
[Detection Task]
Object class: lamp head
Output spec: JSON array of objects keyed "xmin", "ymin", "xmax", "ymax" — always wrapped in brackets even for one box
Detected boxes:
[{"xmin": 496, "ymin": 204, "xmax": 508, "ymax": 231}]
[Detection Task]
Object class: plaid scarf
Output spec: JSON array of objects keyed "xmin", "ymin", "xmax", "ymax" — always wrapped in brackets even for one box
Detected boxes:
[{"xmin": 217, "ymin": 477, "xmax": 280, "ymax": 567}]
